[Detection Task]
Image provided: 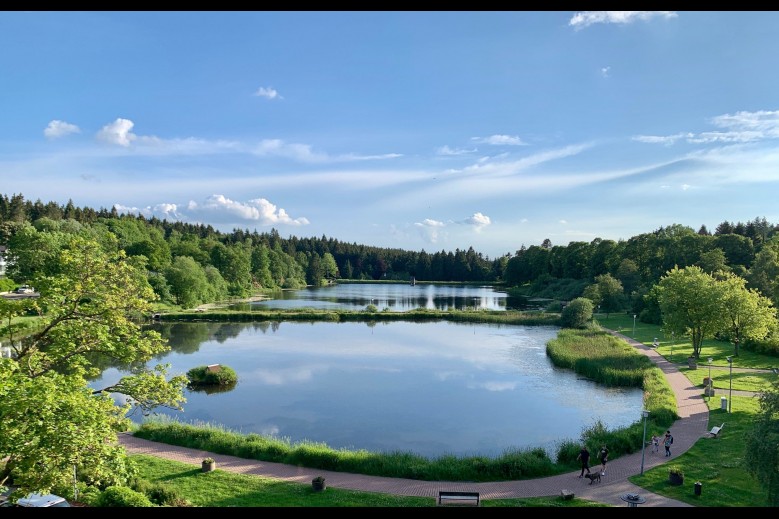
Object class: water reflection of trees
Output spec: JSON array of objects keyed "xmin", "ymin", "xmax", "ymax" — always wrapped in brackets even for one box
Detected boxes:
[
  {"xmin": 187, "ymin": 381, "xmax": 238, "ymax": 395},
  {"xmin": 147, "ymin": 321, "xmax": 283, "ymax": 355}
]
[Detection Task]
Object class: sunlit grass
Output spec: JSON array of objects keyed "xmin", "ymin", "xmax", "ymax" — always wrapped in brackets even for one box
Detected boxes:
[{"xmin": 131, "ymin": 454, "xmax": 607, "ymax": 507}]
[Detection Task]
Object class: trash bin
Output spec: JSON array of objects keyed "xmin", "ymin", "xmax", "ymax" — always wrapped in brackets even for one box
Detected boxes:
[
  {"xmin": 694, "ymin": 482, "xmax": 702, "ymax": 496},
  {"xmin": 721, "ymin": 396, "xmax": 728, "ymax": 410}
]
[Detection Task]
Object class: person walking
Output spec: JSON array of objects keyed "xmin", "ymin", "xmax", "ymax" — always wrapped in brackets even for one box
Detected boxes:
[
  {"xmin": 664, "ymin": 430, "xmax": 673, "ymax": 457},
  {"xmin": 576, "ymin": 445, "xmax": 591, "ymax": 478},
  {"xmin": 651, "ymin": 434, "xmax": 660, "ymax": 454},
  {"xmin": 598, "ymin": 444, "xmax": 609, "ymax": 476}
]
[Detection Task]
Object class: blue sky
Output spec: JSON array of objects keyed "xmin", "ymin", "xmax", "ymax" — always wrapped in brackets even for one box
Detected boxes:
[{"xmin": 2, "ymin": 11, "xmax": 779, "ymax": 259}]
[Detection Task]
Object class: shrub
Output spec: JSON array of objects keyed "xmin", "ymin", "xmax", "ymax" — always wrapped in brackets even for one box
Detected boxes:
[
  {"xmin": 560, "ymin": 297, "xmax": 593, "ymax": 328},
  {"xmin": 97, "ymin": 486, "xmax": 155, "ymax": 507},
  {"xmin": 130, "ymin": 478, "xmax": 191, "ymax": 507},
  {"xmin": 186, "ymin": 365, "xmax": 238, "ymax": 386}
]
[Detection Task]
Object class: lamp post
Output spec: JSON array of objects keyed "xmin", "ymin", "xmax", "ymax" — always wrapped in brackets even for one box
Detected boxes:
[
  {"xmin": 633, "ymin": 314, "xmax": 637, "ymax": 338},
  {"xmin": 726, "ymin": 356, "xmax": 733, "ymax": 413},
  {"xmin": 707, "ymin": 357, "xmax": 713, "ymax": 400},
  {"xmin": 640, "ymin": 409, "xmax": 650, "ymax": 475},
  {"xmin": 671, "ymin": 332, "xmax": 674, "ymax": 363}
]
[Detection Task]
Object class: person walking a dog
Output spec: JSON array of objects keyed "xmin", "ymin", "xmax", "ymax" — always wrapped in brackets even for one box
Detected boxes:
[
  {"xmin": 599, "ymin": 444, "xmax": 609, "ymax": 476},
  {"xmin": 577, "ymin": 445, "xmax": 591, "ymax": 478}
]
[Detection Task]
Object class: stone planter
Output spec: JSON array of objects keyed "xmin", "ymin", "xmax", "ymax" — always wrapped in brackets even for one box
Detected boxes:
[
  {"xmin": 687, "ymin": 357, "xmax": 697, "ymax": 369},
  {"xmin": 202, "ymin": 460, "xmax": 215, "ymax": 473},
  {"xmin": 669, "ymin": 472, "xmax": 684, "ymax": 486},
  {"xmin": 312, "ymin": 477, "xmax": 326, "ymax": 491}
]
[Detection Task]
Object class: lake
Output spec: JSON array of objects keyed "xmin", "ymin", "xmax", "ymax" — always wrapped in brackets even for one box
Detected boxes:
[
  {"xmin": 94, "ymin": 284, "xmax": 644, "ymax": 459},
  {"xmin": 227, "ymin": 282, "xmax": 538, "ymax": 312}
]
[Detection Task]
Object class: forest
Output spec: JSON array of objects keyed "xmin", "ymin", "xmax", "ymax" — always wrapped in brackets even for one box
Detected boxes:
[{"xmin": 2, "ymin": 193, "xmax": 779, "ymax": 333}]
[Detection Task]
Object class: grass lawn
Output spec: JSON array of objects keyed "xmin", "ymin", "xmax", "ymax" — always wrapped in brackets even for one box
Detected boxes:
[
  {"xmin": 597, "ymin": 313, "xmax": 774, "ymax": 506},
  {"xmin": 131, "ymin": 454, "xmax": 607, "ymax": 507}
]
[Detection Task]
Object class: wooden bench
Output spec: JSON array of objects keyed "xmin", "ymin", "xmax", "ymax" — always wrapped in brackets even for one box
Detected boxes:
[
  {"xmin": 707, "ymin": 422, "xmax": 725, "ymax": 438},
  {"xmin": 438, "ymin": 490, "xmax": 480, "ymax": 506}
]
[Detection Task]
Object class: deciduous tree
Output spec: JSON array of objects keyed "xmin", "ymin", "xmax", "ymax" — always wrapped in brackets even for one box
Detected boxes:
[{"xmin": 0, "ymin": 236, "xmax": 187, "ymax": 495}]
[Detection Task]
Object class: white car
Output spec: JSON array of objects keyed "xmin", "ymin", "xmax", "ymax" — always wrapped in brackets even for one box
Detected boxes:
[
  {"xmin": 16, "ymin": 493, "xmax": 71, "ymax": 507},
  {"xmin": 14, "ymin": 285, "xmax": 33, "ymax": 294}
]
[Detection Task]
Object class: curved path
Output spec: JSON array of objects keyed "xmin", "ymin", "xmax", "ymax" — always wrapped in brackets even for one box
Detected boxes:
[{"xmin": 119, "ymin": 331, "xmax": 709, "ymax": 507}]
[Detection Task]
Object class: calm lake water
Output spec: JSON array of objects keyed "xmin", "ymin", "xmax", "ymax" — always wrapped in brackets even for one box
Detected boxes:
[
  {"xmin": 228, "ymin": 282, "xmax": 536, "ymax": 312},
  {"xmin": 96, "ymin": 284, "xmax": 644, "ymax": 459}
]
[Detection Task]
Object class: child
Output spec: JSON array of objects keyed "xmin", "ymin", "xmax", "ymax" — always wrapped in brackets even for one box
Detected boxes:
[{"xmin": 651, "ymin": 434, "xmax": 660, "ymax": 454}]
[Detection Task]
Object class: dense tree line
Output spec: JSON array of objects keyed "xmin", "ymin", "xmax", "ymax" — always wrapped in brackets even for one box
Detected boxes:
[{"xmin": 2, "ymin": 193, "xmax": 779, "ymax": 317}]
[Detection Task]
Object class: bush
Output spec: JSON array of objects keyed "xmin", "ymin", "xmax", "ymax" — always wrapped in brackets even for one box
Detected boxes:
[
  {"xmin": 131, "ymin": 478, "xmax": 191, "ymax": 507},
  {"xmin": 560, "ymin": 297, "xmax": 593, "ymax": 329},
  {"xmin": 186, "ymin": 364, "xmax": 238, "ymax": 386},
  {"xmin": 97, "ymin": 486, "xmax": 155, "ymax": 507}
]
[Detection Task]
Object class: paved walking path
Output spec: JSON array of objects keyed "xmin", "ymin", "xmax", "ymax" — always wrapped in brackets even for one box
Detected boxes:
[{"xmin": 119, "ymin": 331, "xmax": 710, "ymax": 507}]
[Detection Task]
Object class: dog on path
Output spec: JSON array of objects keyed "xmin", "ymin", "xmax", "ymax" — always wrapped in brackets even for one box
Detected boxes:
[{"xmin": 584, "ymin": 472, "xmax": 601, "ymax": 484}]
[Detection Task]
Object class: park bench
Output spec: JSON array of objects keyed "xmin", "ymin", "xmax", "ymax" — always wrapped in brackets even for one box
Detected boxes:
[
  {"xmin": 438, "ymin": 490, "xmax": 480, "ymax": 506},
  {"xmin": 707, "ymin": 423, "xmax": 725, "ymax": 438}
]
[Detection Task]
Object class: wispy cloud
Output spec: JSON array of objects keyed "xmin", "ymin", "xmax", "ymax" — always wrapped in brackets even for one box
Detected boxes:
[
  {"xmin": 436, "ymin": 145, "xmax": 477, "ymax": 156},
  {"xmin": 632, "ymin": 133, "xmax": 694, "ymax": 146},
  {"xmin": 252, "ymin": 139, "xmax": 401, "ymax": 163},
  {"xmin": 569, "ymin": 11, "xmax": 678, "ymax": 29},
  {"xmin": 187, "ymin": 194, "xmax": 309, "ymax": 226},
  {"xmin": 634, "ymin": 109, "xmax": 779, "ymax": 146},
  {"xmin": 600, "ymin": 66, "xmax": 611, "ymax": 78},
  {"xmin": 254, "ymin": 86, "xmax": 282, "ymax": 100},
  {"xmin": 44, "ymin": 120, "xmax": 80, "ymax": 139},
  {"xmin": 471, "ymin": 134, "xmax": 526, "ymax": 146}
]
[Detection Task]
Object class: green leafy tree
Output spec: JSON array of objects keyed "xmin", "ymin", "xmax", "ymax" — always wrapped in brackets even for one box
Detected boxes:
[
  {"xmin": 0, "ymin": 236, "xmax": 187, "ymax": 495},
  {"xmin": 747, "ymin": 239, "xmax": 779, "ymax": 307},
  {"xmin": 744, "ymin": 378, "xmax": 779, "ymax": 506},
  {"xmin": 697, "ymin": 248, "xmax": 730, "ymax": 275},
  {"xmin": 656, "ymin": 265, "xmax": 723, "ymax": 358},
  {"xmin": 164, "ymin": 256, "xmax": 212, "ymax": 308},
  {"xmin": 321, "ymin": 252, "xmax": 339, "ymax": 281},
  {"xmin": 719, "ymin": 272, "xmax": 776, "ymax": 356},
  {"xmin": 582, "ymin": 274, "xmax": 624, "ymax": 316},
  {"xmin": 560, "ymin": 297, "xmax": 593, "ymax": 328}
]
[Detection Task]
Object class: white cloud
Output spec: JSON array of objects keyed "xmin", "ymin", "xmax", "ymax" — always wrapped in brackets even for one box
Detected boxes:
[
  {"xmin": 414, "ymin": 218, "xmax": 447, "ymax": 244},
  {"xmin": 600, "ymin": 66, "xmax": 611, "ymax": 78},
  {"xmin": 113, "ymin": 202, "xmax": 182, "ymax": 219},
  {"xmin": 252, "ymin": 139, "xmax": 401, "ymax": 163},
  {"xmin": 44, "ymin": 120, "xmax": 80, "ymax": 139},
  {"xmin": 634, "ymin": 110, "xmax": 779, "ymax": 146},
  {"xmin": 461, "ymin": 212, "xmax": 491, "ymax": 231},
  {"xmin": 436, "ymin": 145, "xmax": 477, "ymax": 156},
  {"xmin": 96, "ymin": 118, "xmax": 137, "ymax": 147},
  {"xmin": 416, "ymin": 218, "xmax": 445, "ymax": 228},
  {"xmin": 559, "ymin": 219, "xmax": 568, "ymax": 224},
  {"xmin": 569, "ymin": 11, "xmax": 677, "ymax": 29},
  {"xmin": 632, "ymin": 133, "xmax": 694, "ymax": 146},
  {"xmin": 188, "ymin": 194, "xmax": 309, "ymax": 226},
  {"xmin": 254, "ymin": 86, "xmax": 282, "ymax": 100},
  {"xmin": 471, "ymin": 134, "xmax": 526, "ymax": 146}
]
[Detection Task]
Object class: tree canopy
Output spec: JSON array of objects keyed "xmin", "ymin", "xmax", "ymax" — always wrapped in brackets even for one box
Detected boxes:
[{"xmin": 0, "ymin": 235, "xmax": 187, "ymax": 495}]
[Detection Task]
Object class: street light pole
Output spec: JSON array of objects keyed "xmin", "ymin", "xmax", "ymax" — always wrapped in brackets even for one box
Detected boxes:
[
  {"xmin": 671, "ymin": 332, "xmax": 674, "ymax": 363},
  {"xmin": 727, "ymin": 356, "xmax": 733, "ymax": 413},
  {"xmin": 633, "ymin": 314, "xmax": 637, "ymax": 338},
  {"xmin": 707, "ymin": 357, "xmax": 713, "ymax": 401},
  {"xmin": 640, "ymin": 409, "xmax": 650, "ymax": 475}
]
